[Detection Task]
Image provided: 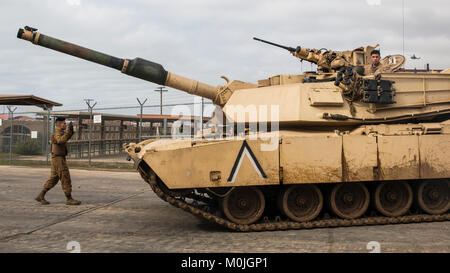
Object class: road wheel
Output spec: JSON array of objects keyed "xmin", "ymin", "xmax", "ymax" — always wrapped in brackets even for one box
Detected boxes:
[
  {"xmin": 374, "ymin": 181, "xmax": 413, "ymax": 217},
  {"xmin": 330, "ymin": 183, "xmax": 369, "ymax": 219},
  {"xmin": 417, "ymin": 180, "xmax": 450, "ymax": 215},
  {"xmin": 278, "ymin": 184, "xmax": 323, "ymax": 222},
  {"xmin": 221, "ymin": 187, "xmax": 265, "ymax": 225}
]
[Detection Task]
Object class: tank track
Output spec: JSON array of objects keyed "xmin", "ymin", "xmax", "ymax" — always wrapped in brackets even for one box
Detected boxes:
[{"xmin": 139, "ymin": 167, "xmax": 450, "ymax": 232}]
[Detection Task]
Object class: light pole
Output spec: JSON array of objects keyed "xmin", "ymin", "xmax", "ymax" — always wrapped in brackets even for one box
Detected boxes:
[
  {"xmin": 136, "ymin": 98, "xmax": 148, "ymax": 142},
  {"xmin": 84, "ymin": 99, "xmax": 97, "ymax": 166},
  {"xmin": 154, "ymin": 86, "xmax": 168, "ymax": 115},
  {"xmin": 7, "ymin": 106, "xmax": 17, "ymax": 165},
  {"xmin": 42, "ymin": 105, "xmax": 53, "ymax": 165}
]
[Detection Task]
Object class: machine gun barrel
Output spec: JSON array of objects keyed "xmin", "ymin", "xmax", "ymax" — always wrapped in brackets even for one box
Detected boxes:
[
  {"xmin": 253, "ymin": 37, "xmax": 298, "ymax": 53},
  {"xmin": 17, "ymin": 26, "xmax": 218, "ymax": 102},
  {"xmin": 253, "ymin": 37, "xmax": 329, "ymax": 69}
]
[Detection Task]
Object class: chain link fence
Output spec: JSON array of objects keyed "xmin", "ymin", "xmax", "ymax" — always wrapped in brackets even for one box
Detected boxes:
[{"xmin": 0, "ymin": 99, "xmax": 213, "ymax": 169}]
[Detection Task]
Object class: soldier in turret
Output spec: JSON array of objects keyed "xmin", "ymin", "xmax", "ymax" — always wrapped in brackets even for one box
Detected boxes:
[
  {"xmin": 35, "ymin": 117, "xmax": 81, "ymax": 205},
  {"xmin": 364, "ymin": 49, "xmax": 385, "ymax": 75}
]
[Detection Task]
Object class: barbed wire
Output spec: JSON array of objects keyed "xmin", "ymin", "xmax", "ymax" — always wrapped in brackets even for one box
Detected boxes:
[{"xmin": 8, "ymin": 101, "xmax": 214, "ymax": 116}]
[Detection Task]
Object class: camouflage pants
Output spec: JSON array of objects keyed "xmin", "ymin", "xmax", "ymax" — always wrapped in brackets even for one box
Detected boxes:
[{"xmin": 42, "ymin": 156, "xmax": 72, "ymax": 197}]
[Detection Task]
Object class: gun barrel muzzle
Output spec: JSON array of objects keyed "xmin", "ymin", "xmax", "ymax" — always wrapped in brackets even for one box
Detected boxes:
[{"xmin": 18, "ymin": 27, "xmax": 126, "ymax": 71}]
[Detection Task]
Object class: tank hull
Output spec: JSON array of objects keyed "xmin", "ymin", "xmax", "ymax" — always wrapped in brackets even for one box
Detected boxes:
[
  {"xmin": 127, "ymin": 121, "xmax": 450, "ymax": 189},
  {"xmin": 126, "ymin": 120, "xmax": 450, "ymax": 229}
]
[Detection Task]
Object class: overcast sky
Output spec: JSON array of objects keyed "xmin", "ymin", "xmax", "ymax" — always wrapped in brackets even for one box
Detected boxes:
[{"xmin": 1, "ymin": 0, "xmax": 449, "ymax": 116}]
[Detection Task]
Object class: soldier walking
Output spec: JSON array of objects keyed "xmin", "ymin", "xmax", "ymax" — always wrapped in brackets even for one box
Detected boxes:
[{"xmin": 35, "ymin": 117, "xmax": 81, "ymax": 205}]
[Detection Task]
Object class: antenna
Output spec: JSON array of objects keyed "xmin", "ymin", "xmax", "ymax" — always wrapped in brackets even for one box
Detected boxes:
[{"xmin": 402, "ymin": 0, "xmax": 405, "ymax": 57}]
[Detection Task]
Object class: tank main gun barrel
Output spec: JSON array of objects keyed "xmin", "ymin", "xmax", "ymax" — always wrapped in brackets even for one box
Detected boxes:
[{"xmin": 17, "ymin": 26, "xmax": 218, "ymax": 102}]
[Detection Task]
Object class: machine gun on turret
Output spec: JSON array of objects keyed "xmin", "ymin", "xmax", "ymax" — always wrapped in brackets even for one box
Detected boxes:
[{"xmin": 254, "ymin": 37, "xmax": 406, "ymax": 74}]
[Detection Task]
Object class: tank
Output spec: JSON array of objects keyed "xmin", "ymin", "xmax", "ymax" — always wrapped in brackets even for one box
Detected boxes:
[{"xmin": 18, "ymin": 26, "xmax": 450, "ymax": 231}]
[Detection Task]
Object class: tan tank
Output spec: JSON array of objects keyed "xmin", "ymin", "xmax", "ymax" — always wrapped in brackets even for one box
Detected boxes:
[{"xmin": 18, "ymin": 27, "xmax": 450, "ymax": 231}]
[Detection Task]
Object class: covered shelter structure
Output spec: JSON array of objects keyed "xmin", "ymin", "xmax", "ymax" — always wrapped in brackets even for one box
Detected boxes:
[
  {"xmin": 0, "ymin": 94, "xmax": 62, "ymax": 109},
  {"xmin": 0, "ymin": 94, "xmax": 62, "ymax": 163}
]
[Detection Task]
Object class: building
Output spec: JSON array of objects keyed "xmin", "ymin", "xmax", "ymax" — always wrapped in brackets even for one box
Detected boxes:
[{"xmin": 0, "ymin": 116, "xmax": 46, "ymax": 153}]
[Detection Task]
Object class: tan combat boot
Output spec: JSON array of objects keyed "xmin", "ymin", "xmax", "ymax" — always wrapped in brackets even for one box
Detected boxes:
[
  {"xmin": 66, "ymin": 196, "xmax": 81, "ymax": 205},
  {"xmin": 35, "ymin": 190, "xmax": 50, "ymax": 205}
]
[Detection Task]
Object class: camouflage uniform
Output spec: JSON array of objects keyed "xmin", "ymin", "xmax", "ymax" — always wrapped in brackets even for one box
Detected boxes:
[
  {"xmin": 364, "ymin": 62, "xmax": 384, "ymax": 76},
  {"xmin": 36, "ymin": 122, "xmax": 80, "ymax": 205}
]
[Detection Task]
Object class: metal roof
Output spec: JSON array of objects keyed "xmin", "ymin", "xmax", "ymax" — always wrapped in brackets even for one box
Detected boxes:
[
  {"xmin": 140, "ymin": 114, "xmax": 211, "ymax": 121},
  {"xmin": 0, "ymin": 94, "xmax": 62, "ymax": 109},
  {"xmin": 31, "ymin": 111, "xmax": 210, "ymax": 122},
  {"xmin": 32, "ymin": 111, "xmax": 150, "ymax": 122}
]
